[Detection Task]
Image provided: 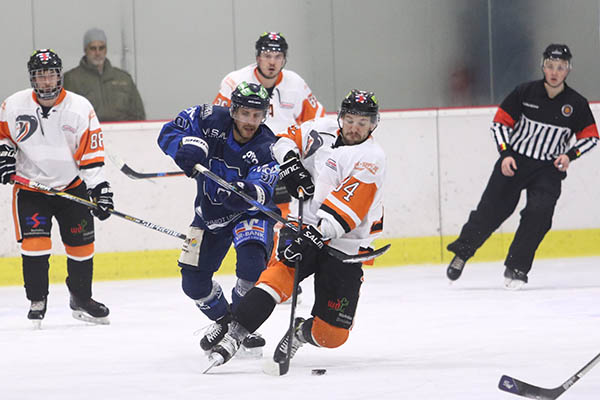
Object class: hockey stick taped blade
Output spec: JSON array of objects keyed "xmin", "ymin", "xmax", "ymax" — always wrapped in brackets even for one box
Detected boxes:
[{"xmin": 263, "ymin": 359, "xmax": 288, "ymax": 376}]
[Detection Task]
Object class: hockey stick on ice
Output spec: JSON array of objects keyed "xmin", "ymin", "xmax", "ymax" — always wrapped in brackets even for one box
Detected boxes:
[
  {"xmin": 108, "ymin": 152, "xmax": 185, "ymax": 179},
  {"xmin": 11, "ymin": 175, "xmax": 186, "ymax": 240},
  {"xmin": 193, "ymin": 163, "xmax": 391, "ymax": 264},
  {"xmin": 498, "ymin": 352, "xmax": 600, "ymax": 399}
]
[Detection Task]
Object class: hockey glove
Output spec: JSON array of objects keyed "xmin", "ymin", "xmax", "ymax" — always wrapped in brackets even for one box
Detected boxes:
[
  {"xmin": 88, "ymin": 182, "xmax": 114, "ymax": 221},
  {"xmin": 278, "ymin": 152, "xmax": 314, "ymax": 199},
  {"xmin": 0, "ymin": 144, "xmax": 16, "ymax": 184},
  {"xmin": 217, "ymin": 180, "xmax": 265, "ymax": 212},
  {"xmin": 174, "ymin": 136, "xmax": 209, "ymax": 178},
  {"xmin": 278, "ymin": 224, "xmax": 324, "ymax": 267}
]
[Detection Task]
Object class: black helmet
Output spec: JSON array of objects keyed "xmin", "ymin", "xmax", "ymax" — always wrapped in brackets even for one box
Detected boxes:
[
  {"xmin": 339, "ymin": 89, "xmax": 379, "ymax": 123},
  {"xmin": 255, "ymin": 32, "xmax": 288, "ymax": 56},
  {"xmin": 230, "ymin": 82, "xmax": 270, "ymax": 123},
  {"xmin": 27, "ymin": 49, "xmax": 63, "ymax": 100},
  {"xmin": 543, "ymin": 44, "xmax": 572, "ymax": 61}
]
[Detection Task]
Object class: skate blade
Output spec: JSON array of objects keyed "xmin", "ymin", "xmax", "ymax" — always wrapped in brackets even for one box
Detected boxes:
[
  {"xmin": 235, "ymin": 345, "xmax": 263, "ymax": 359},
  {"xmin": 202, "ymin": 354, "xmax": 224, "ymax": 374},
  {"xmin": 262, "ymin": 359, "xmax": 289, "ymax": 376},
  {"xmin": 31, "ymin": 320, "xmax": 42, "ymax": 330},
  {"xmin": 503, "ymin": 279, "xmax": 525, "ymax": 291},
  {"xmin": 72, "ymin": 310, "xmax": 110, "ymax": 325}
]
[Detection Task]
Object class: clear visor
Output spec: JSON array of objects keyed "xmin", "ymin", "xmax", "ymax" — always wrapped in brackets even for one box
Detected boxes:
[
  {"xmin": 542, "ymin": 58, "xmax": 571, "ymax": 72},
  {"xmin": 231, "ymin": 105, "xmax": 267, "ymax": 125}
]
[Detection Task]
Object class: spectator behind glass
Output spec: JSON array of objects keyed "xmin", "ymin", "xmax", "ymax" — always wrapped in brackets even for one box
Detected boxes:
[{"xmin": 64, "ymin": 28, "xmax": 145, "ymax": 122}]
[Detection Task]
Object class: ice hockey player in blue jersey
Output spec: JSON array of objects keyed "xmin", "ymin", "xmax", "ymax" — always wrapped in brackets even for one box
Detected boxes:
[{"xmin": 157, "ymin": 82, "xmax": 279, "ymax": 356}]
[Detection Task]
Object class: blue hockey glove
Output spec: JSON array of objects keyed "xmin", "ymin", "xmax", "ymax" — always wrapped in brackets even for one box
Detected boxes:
[
  {"xmin": 0, "ymin": 144, "xmax": 16, "ymax": 184},
  {"xmin": 217, "ymin": 180, "xmax": 265, "ymax": 212},
  {"xmin": 88, "ymin": 181, "xmax": 114, "ymax": 221},
  {"xmin": 278, "ymin": 224, "xmax": 324, "ymax": 267},
  {"xmin": 174, "ymin": 137, "xmax": 209, "ymax": 178},
  {"xmin": 278, "ymin": 152, "xmax": 314, "ymax": 199}
]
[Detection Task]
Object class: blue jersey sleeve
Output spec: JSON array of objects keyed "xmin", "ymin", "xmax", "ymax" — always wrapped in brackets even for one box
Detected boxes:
[{"xmin": 158, "ymin": 105, "xmax": 203, "ymax": 159}]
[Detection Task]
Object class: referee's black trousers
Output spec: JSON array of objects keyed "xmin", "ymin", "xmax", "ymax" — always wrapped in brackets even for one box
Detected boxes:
[{"xmin": 448, "ymin": 153, "xmax": 565, "ymax": 274}]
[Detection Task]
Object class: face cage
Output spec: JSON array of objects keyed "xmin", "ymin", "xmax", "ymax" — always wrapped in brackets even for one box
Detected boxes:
[
  {"xmin": 230, "ymin": 103, "xmax": 268, "ymax": 125},
  {"xmin": 30, "ymin": 68, "xmax": 63, "ymax": 100},
  {"xmin": 337, "ymin": 111, "xmax": 380, "ymax": 132}
]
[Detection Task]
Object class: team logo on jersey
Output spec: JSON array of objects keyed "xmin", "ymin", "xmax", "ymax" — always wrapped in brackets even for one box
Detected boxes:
[
  {"xmin": 305, "ymin": 129, "xmax": 324, "ymax": 158},
  {"xmin": 15, "ymin": 115, "xmax": 38, "ymax": 142},
  {"xmin": 561, "ymin": 104, "xmax": 573, "ymax": 117}
]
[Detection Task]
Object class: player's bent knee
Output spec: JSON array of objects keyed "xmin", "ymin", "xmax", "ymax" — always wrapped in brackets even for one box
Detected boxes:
[
  {"xmin": 312, "ymin": 316, "xmax": 350, "ymax": 348},
  {"xmin": 256, "ymin": 260, "xmax": 295, "ymax": 303}
]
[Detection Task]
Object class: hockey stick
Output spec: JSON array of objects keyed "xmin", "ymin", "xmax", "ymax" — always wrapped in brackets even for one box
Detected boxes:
[
  {"xmin": 498, "ymin": 352, "xmax": 600, "ymax": 399},
  {"xmin": 11, "ymin": 175, "xmax": 186, "ymax": 240},
  {"xmin": 193, "ymin": 163, "xmax": 391, "ymax": 264},
  {"xmin": 108, "ymin": 152, "xmax": 185, "ymax": 179}
]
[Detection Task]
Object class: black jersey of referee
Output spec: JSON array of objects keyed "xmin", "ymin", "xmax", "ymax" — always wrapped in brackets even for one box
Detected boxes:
[{"xmin": 491, "ymin": 79, "xmax": 599, "ymax": 161}]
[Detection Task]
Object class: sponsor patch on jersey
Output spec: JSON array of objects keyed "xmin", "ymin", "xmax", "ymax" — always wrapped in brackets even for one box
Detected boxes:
[
  {"xmin": 561, "ymin": 104, "xmax": 573, "ymax": 117},
  {"xmin": 522, "ymin": 102, "xmax": 539, "ymax": 109},
  {"xmin": 280, "ymin": 101, "xmax": 294, "ymax": 109},
  {"xmin": 233, "ymin": 219, "xmax": 268, "ymax": 247},
  {"xmin": 354, "ymin": 161, "xmax": 379, "ymax": 175},
  {"xmin": 326, "ymin": 158, "xmax": 337, "ymax": 171},
  {"xmin": 15, "ymin": 115, "xmax": 38, "ymax": 142},
  {"xmin": 26, "ymin": 213, "xmax": 48, "ymax": 229},
  {"xmin": 62, "ymin": 124, "xmax": 76, "ymax": 134},
  {"xmin": 242, "ymin": 150, "xmax": 259, "ymax": 165}
]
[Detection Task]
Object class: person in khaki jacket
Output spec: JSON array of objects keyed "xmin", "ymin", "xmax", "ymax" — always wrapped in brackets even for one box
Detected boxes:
[{"xmin": 64, "ymin": 28, "xmax": 145, "ymax": 122}]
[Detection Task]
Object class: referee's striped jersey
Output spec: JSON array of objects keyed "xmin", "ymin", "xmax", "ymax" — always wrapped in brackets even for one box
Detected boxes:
[{"xmin": 491, "ymin": 80, "xmax": 598, "ymax": 161}]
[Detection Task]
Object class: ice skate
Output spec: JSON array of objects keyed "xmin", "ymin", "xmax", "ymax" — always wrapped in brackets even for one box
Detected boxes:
[
  {"xmin": 70, "ymin": 294, "xmax": 110, "ymax": 325},
  {"xmin": 204, "ymin": 322, "xmax": 246, "ymax": 373},
  {"xmin": 237, "ymin": 331, "xmax": 266, "ymax": 359},
  {"xmin": 446, "ymin": 255, "xmax": 466, "ymax": 281},
  {"xmin": 273, "ymin": 317, "xmax": 307, "ymax": 363},
  {"xmin": 28, "ymin": 297, "xmax": 47, "ymax": 329},
  {"xmin": 503, "ymin": 267, "xmax": 528, "ymax": 290},
  {"xmin": 199, "ymin": 313, "xmax": 232, "ymax": 352}
]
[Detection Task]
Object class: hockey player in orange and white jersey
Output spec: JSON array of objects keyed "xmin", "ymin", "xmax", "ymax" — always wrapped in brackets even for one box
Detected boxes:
[
  {"xmin": 213, "ymin": 32, "xmax": 326, "ymax": 218},
  {"xmin": 205, "ymin": 90, "xmax": 385, "ymax": 368},
  {"xmin": 0, "ymin": 49, "xmax": 112, "ymax": 327}
]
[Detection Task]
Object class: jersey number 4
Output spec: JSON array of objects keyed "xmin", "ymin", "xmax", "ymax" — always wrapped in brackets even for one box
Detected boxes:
[{"xmin": 334, "ymin": 177, "xmax": 360, "ymax": 202}]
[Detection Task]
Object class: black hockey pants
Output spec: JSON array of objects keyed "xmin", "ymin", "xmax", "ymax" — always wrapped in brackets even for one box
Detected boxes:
[{"xmin": 448, "ymin": 153, "xmax": 565, "ymax": 273}]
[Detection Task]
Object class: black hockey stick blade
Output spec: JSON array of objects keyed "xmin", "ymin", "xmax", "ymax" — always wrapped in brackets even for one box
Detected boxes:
[
  {"xmin": 498, "ymin": 375, "xmax": 564, "ymax": 400},
  {"xmin": 193, "ymin": 163, "xmax": 391, "ymax": 263},
  {"xmin": 107, "ymin": 152, "xmax": 184, "ymax": 179},
  {"xmin": 499, "ymin": 351, "xmax": 600, "ymax": 400}
]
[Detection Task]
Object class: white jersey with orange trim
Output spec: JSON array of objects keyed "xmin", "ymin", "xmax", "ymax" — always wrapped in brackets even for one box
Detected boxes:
[
  {"xmin": 213, "ymin": 64, "xmax": 325, "ymax": 134},
  {"xmin": 273, "ymin": 117, "xmax": 386, "ymax": 255},
  {"xmin": 0, "ymin": 88, "xmax": 105, "ymax": 190}
]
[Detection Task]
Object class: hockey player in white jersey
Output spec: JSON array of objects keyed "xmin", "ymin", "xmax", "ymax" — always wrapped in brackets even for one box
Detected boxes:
[
  {"xmin": 0, "ymin": 49, "xmax": 112, "ymax": 327},
  {"xmin": 205, "ymin": 90, "xmax": 385, "ymax": 368}
]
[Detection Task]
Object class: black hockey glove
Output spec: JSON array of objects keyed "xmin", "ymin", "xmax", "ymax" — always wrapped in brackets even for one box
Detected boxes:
[
  {"xmin": 174, "ymin": 136, "xmax": 209, "ymax": 178},
  {"xmin": 278, "ymin": 224, "xmax": 324, "ymax": 267},
  {"xmin": 217, "ymin": 180, "xmax": 265, "ymax": 212},
  {"xmin": 88, "ymin": 182, "xmax": 114, "ymax": 221},
  {"xmin": 0, "ymin": 144, "xmax": 16, "ymax": 184},
  {"xmin": 278, "ymin": 152, "xmax": 314, "ymax": 199}
]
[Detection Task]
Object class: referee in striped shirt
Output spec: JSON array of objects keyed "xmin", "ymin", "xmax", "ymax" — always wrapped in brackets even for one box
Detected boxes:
[{"xmin": 446, "ymin": 44, "xmax": 599, "ymax": 289}]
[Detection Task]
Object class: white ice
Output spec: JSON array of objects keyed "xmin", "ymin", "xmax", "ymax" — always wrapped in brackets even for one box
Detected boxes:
[{"xmin": 1, "ymin": 258, "xmax": 599, "ymax": 400}]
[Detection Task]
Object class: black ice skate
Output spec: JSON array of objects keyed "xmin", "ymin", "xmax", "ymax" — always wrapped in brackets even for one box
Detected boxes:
[
  {"xmin": 203, "ymin": 322, "xmax": 248, "ymax": 373},
  {"xmin": 237, "ymin": 332, "xmax": 266, "ymax": 359},
  {"xmin": 503, "ymin": 267, "xmax": 528, "ymax": 290},
  {"xmin": 200, "ymin": 313, "xmax": 232, "ymax": 352},
  {"xmin": 28, "ymin": 297, "xmax": 47, "ymax": 329},
  {"xmin": 273, "ymin": 317, "xmax": 307, "ymax": 363},
  {"xmin": 70, "ymin": 294, "xmax": 110, "ymax": 325},
  {"xmin": 447, "ymin": 255, "xmax": 466, "ymax": 281}
]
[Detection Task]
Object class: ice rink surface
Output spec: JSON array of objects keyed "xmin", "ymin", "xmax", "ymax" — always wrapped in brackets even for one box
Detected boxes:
[{"xmin": 1, "ymin": 257, "xmax": 599, "ymax": 400}]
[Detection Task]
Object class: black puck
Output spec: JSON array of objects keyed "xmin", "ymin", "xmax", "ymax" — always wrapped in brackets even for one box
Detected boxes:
[{"xmin": 311, "ymin": 368, "xmax": 327, "ymax": 375}]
